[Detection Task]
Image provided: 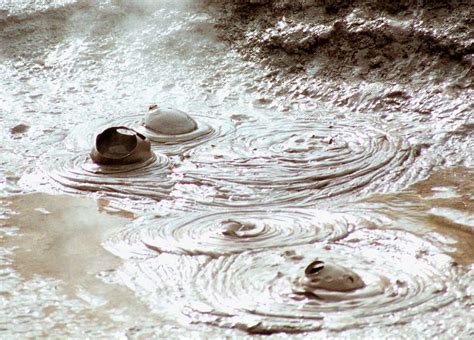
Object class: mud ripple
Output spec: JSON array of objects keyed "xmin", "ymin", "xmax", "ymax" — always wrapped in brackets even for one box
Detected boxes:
[
  {"xmin": 65, "ymin": 114, "xmax": 233, "ymax": 156},
  {"xmin": 114, "ymin": 254, "xmax": 210, "ymax": 315},
  {"xmin": 176, "ymin": 118, "xmax": 417, "ymax": 207},
  {"xmin": 25, "ymin": 151, "xmax": 174, "ymax": 201},
  {"xmin": 110, "ymin": 209, "xmax": 356, "ymax": 258},
  {"xmin": 181, "ymin": 229, "xmax": 464, "ymax": 334}
]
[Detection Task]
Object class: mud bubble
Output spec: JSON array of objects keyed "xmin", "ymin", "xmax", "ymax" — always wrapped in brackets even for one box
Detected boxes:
[
  {"xmin": 65, "ymin": 106, "xmax": 233, "ymax": 156},
  {"xmin": 179, "ymin": 229, "xmax": 466, "ymax": 334},
  {"xmin": 90, "ymin": 126, "xmax": 154, "ymax": 166},
  {"xmin": 297, "ymin": 259, "xmax": 366, "ymax": 293},
  {"xmin": 17, "ymin": 119, "xmax": 181, "ymax": 200},
  {"xmin": 143, "ymin": 105, "xmax": 198, "ymax": 136}
]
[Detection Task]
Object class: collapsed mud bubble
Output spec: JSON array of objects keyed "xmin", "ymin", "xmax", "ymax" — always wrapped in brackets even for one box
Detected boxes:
[
  {"xmin": 20, "ymin": 149, "xmax": 174, "ymax": 202},
  {"xmin": 107, "ymin": 209, "xmax": 357, "ymax": 258},
  {"xmin": 65, "ymin": 108, "xmax": 233, "ymax": 156},
  {"xmin": 90, "ymin": 127, "xmax": 153, "ymax": 166},
  {"xmin": 178, "ymin": 229, "xmax": 466, "ymax": 334},
  {"xmin": 175, "ymin": 117, "xmax": 420, "ymax": 208}
]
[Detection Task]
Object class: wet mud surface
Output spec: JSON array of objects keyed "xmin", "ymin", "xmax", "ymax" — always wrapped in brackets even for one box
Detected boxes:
[{"xmin": 0, "ymin": 0, "xmax": 473, "ymax": 338}]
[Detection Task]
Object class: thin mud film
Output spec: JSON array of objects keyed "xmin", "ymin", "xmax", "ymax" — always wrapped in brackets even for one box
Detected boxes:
[{"xmin": 1, "ymin": 0, "xmax": 473, "ymax": 338}]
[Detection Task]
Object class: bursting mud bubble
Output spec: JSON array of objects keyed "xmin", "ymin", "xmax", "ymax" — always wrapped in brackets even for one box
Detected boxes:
[{"xmin": 0, "ymin": 0, "xmax": 473, "ymax": 338}]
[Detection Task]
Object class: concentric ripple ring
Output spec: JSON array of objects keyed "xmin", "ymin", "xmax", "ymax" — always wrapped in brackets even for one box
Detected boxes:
[
  {"xmin": 27, "ymin": 151, "xmax": 174, "ymax": 201},
  {"xmin": 175, "ymin": 118, "xmax": 418, "ymax": 208},
  {"xmin": 109, "ymin": 209, "xmax": 357, "ymax": 258},
  {"xmin": 180, "ymin": 229, "xmax": 465, "ymax": 334}
]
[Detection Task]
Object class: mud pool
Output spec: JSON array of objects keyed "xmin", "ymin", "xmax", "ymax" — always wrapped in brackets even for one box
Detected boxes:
[{"xmin": 0, "ymin": 0, "xmax": 473, "ymax": 338}]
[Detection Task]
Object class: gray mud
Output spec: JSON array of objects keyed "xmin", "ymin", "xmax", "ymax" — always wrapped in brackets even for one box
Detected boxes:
[{"xmin": 0, "ymin": 0, "xmax": 473, "ymax": 338}]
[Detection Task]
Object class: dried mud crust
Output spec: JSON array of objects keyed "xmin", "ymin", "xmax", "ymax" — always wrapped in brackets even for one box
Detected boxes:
[{"xmin": 206, "ymin": 0, "xmax": 473, "ymax": 114}]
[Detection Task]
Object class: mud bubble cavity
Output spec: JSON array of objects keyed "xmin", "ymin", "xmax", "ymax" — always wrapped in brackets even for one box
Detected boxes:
[
  {"xmin": 90, "ymin": 126, "xmax": 153, "ymax": 166},
  {"xmin": 108, "ymin": 209, "xmax": 357, "ymax": 258}
]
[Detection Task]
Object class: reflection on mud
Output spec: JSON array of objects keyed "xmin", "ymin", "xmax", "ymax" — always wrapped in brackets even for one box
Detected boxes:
[
  {"xmin": 351, "ymin": 167, "xmax": 474, "ymax": 265},
  {"xmin": 0, "ymin": 194, "xmax": 157, "ymax": 337}
]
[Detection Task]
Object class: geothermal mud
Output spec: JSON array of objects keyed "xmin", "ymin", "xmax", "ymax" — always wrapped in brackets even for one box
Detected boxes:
[
  {"xmin": 64, "ymin": 112, "xmax": 232, "ymax": 156},
  {"xmin": 23, "ymin": 150, "xmax": 174, "ymax": 201},
  {"xmin": 107, "ymin": 209, "xmax": 356, "ymax": 257},
  {"xmin": 175, "ymin": 117, "xmax": 419, "ymax": 208},
  {"xmin": 0, "ymin": 0, "xmax": 473, "ymax": 338}
]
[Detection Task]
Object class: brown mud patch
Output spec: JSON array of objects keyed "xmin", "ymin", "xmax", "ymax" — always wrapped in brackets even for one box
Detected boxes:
[
  {"xmin": 0, "ymin": 193, "xmax": 149, "ymax": 327},
  {"xmin": 360, "ymin": 166, "xmax": 474, "ymax": 265}
]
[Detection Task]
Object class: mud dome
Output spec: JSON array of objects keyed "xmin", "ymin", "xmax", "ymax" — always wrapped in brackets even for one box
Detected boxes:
[
  {"xmin": 0, "ymin": 0, "xmax": 473, "ymax": 338},
  {"xmin": 64, "ymin": 112, "xmax": 232, "ymax": 156}
]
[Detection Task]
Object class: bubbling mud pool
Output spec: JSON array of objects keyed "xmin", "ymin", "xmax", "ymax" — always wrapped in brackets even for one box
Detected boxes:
[
  {"xmin": 107, "ymin": 226, "xmax": 472, "ymax": 336},
  {"xmin": 1, "ymin": 0, "xmax": 473, "ymax": 338}
]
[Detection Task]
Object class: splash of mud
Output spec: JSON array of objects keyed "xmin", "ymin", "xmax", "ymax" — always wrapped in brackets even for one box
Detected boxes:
[
  {"xmin": 106, "ymin": 209, "xmax": 357, "ymax": 257},
  {"xmin": 174, "ymin": 117, "xmax": 420, "ymax": 208}
]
